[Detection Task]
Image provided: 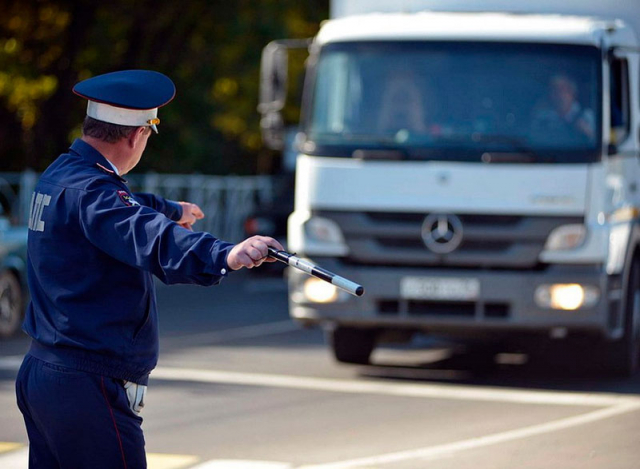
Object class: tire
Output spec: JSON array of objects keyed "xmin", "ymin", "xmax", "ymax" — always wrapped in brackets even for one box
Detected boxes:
[
  {"xmin": 0, "ymin": 271, "xmax": 23, "ymax": 338},
  {"xmin": 329, "ymin": 326, "xmax": 377, "ymax": 365},
  {"xmin": 601, "ymin": 259, "xmax": 640, "ymax": 377}
]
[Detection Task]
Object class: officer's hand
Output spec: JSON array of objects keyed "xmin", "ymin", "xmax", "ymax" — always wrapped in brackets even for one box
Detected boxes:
[
  {"xmin": 178, "ymin": 202, "xmax": 205, "ymax": 231},
  {"xmin": 227, "ymin": 236, "xmax": 284, "ymax": 270}
]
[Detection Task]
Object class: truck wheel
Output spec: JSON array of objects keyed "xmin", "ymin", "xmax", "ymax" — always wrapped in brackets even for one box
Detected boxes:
[
  {"xmin": 330, "ymin": 327, "xmax": 376, "ymax": 365},
  {"xmin": 0, "ymin": 271, "xmax": 23, "ymax": 338},
  {"xmin": 603, "ymin": 259, "xmax": 640, "ymax": 377}
]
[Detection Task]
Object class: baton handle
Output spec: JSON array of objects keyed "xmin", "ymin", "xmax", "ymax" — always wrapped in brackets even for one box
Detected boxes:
[{"xmin": 267, "ymin": 248, "xmax": 365, "ymax": 297}]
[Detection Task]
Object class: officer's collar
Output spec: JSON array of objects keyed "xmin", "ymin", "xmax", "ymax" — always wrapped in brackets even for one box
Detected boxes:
[{"xmin": 69, "ymin": 139, "xmax": 127, "ymax": 183}]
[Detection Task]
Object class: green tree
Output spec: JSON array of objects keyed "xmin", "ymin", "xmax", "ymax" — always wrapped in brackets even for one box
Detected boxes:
[{"xmin": 0, "ymin": 0, "xmax": 328, "ymax": 174}]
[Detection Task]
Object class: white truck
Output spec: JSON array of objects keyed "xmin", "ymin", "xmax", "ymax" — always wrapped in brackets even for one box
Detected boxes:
[{"xmin": 259, "ymin": 0, "xmax": 640, "ymax": 375}]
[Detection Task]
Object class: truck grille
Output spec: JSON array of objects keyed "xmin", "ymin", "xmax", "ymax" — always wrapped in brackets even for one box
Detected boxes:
[{"xmin": 315, "ymin": 210, "xmax": 583, "ymax": 269}]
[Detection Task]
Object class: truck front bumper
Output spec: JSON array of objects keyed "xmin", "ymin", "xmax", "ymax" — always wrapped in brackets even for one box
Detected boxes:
[{"xmin": 288, "ymin": 261, "xmax": 622, "ymax": 340}]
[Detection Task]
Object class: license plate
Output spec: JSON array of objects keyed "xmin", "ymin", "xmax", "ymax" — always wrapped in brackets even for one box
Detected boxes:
[{"xmin": 400, "ymin": 277, "xmax": 480, "ymax": 301}]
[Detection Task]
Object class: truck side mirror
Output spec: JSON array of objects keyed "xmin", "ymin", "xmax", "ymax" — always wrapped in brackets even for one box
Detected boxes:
[{"xmin": 258, "ymin": 39, "xmax": 310, "ymax": 150}]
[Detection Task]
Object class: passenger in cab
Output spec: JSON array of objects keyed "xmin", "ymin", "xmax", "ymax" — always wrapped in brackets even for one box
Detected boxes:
[
  {"xmin": 531, "ymin": 73, "xmax": 595, "ymax": 144},
  {"xmin": 377, "ymin": 70, "xmax": 440, "ymax": 137}
]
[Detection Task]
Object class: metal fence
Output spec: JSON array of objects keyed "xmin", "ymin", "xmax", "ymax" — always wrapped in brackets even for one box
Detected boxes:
[{"xmin": 0, "ymin": 171, "xmax": 275, "ymax": 243}]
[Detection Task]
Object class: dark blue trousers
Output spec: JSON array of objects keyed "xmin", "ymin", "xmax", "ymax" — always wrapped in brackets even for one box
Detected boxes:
[{"xmin": 15, "ymin": 355, "xmax": 146, "ymax": 468}]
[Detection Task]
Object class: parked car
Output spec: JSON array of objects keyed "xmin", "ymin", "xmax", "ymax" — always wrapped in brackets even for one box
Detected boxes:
[{"xmin": 0, "ymin": 216, "xmax": 28, "ymax": 338}]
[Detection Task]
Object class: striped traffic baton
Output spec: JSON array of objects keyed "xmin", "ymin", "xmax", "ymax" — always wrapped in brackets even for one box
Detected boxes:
[{"xmin": 267, "ymin": 248, "xmax": 365, "ymax": 297}]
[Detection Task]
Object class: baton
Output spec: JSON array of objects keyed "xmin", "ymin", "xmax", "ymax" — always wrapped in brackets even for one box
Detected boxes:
[{"xmin": 267, "ymin": 248, "xmax": 365, "ymax": 297}]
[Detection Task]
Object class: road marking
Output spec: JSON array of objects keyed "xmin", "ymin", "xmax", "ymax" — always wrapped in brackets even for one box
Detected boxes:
[
  {"xmin": 296, "ymin": 401, "xmax": 640, "ymax": 468},
  {"xmin": 192, "ymin": 460, "xmax": 292, "ymax": 468},
  {"xmin": 0, "ymin": 442, "xmax": 23, "ymax": 454},
  {"xmin": 0, "ymin": 447, "xmax": 199, "ymax": 469},
  {"xmin": 162, "ymin": 320, "xmax": 300, "ymax": 346},
  {"xmin": 147, "ymin": 453, "xmax": 200, "ymax": 468},
  {"xmin": 3, "ymin": 355, "xmax": 640, "ymax": 468},
  {"xmin": 0, "ymin": 447, "xmax": 27, "ymax": 469},
  {"xmin": 2, "ymin": 356, "xmax": 638, "ymax": 408},
  {"xmin": 150, "ymin": 366, "xmax": 639, "ymax": 408}
]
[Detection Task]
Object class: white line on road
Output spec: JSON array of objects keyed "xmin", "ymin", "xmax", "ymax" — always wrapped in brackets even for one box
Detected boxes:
[
  {"xmin": 3, "ymin": 357, "xmax": 640, "ymax": 468},
  {"xmin": 0, "ymin": 448, "xmax": 27, "ymax": 469},
  {"xmin": 296, "ymin": 401, "xmax": 640, "ymax": 468},
  {"xmin": 149, "ymin": 366, "xmax": 640, "ymax": 408},
  {"xmin": 0, "ymin": 448, "xmax": 243, "ymax": 469},
  {"xmin": 2, "ymin": 355, "xmax": 638, "ymax": 408},
  {"xmin": 191, "ymin": 460, "xmax": 292, "ymax": 469},
  {"xmin": 161, "ymin": 320, "xmax": 300, "ymax": 346}
]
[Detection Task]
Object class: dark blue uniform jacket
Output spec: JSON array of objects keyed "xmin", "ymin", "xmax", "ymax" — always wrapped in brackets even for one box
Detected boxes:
[{"xmin": 24, "ymin": 139, "xmax": 234, "ymax": 384}]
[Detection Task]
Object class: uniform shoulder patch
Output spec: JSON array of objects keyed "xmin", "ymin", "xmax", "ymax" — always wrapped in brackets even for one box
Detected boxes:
[{"xmin": 117, "ymin": 190, "xmax": 140, "ymax": 207}]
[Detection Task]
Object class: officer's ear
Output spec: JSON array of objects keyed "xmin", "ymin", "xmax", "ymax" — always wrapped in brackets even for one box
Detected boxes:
[{"xmin": 128, "ymin": 126, "xmax": 149, "ymax": 149}]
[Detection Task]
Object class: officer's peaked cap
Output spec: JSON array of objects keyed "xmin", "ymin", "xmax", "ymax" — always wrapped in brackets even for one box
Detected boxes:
[{"xmin": 73, "ymin": 70, "xmax": 175, "ymax": 133}]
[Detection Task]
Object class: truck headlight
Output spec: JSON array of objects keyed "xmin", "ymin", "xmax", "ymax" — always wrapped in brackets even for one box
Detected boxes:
[
  {"xmin": 303, "ymin": 277, "xmax": 339, "ymax": 303},
  {"xmin": 304, "ymin": 217, "xmax": 345, "ymax": 245},
  {"xmin": 534, "ymin": 284, "xmax": 599, "ymax": 310},
  {"xmin": 544, "ymin": 224, "xmax": 586, "ymax": 251},
  {"xmin": 288, "ymin": 212, "xmax": 348, "ymax": 256}
]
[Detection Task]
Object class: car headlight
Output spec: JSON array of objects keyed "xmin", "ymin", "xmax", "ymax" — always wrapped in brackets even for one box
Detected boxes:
[{"xmin": 544, "ymin": 224, "xmax": 586, "ymax": 251}]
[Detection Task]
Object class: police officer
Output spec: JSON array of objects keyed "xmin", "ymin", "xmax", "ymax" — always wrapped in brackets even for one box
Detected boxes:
[{"xmin": 15, "ymin": 70, "xmax": 283, "ymax": 468}]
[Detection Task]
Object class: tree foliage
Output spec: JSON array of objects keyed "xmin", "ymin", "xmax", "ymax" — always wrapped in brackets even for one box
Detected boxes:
[{"xmin": 0, "ymin": 0, "xmax": 327, "ymax": 174}]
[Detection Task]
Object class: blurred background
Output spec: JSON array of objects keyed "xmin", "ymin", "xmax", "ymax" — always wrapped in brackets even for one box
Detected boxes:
[{"xmin": 0, "ymin": 0, "xmax": 326, "ymax": 174}]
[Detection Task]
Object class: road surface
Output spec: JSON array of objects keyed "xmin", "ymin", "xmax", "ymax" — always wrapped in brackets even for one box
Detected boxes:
[{"xmin": 1, "ymin": 272, "xmax": 639, "ymax": 468}]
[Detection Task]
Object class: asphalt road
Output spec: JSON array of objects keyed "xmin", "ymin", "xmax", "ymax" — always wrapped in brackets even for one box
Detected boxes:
[{"xmin": 1, "ymin": 271, "xmax": 640, "ymax": 468}]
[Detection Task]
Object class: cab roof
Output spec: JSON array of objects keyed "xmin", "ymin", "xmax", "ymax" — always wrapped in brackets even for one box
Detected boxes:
[{"xmin": 315, "ymin": 12, "xmax": 637, "ymax": 48}]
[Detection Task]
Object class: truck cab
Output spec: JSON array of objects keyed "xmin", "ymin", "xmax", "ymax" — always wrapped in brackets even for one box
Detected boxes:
[{"xmin": 259, "ymin": 0, "xmax": 640, "ymax": 375}]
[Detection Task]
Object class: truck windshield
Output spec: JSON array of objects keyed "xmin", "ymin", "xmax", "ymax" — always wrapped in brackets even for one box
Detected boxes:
[{"xmin": 305, "ymin": 42, "xmax": 602, "ymax": 163}]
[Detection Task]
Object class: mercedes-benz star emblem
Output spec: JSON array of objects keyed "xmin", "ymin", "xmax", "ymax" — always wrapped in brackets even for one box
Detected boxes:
[{"xmin": 421, "ymin": 213, "xmax": 463, "ymax": 254}]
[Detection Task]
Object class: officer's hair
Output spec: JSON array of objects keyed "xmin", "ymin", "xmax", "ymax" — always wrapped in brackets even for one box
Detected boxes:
[{"xmin": 82, "ymin": 116, "xmax": 139, "ymax": 143}]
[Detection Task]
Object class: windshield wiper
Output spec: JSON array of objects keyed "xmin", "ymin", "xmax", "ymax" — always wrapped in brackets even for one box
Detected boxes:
[
  {"xmin": 434, "ymin": 133, "xmax": 550, "ymax": 163},
  {"xmin": 328, "ymin": 133, "xmax": 399, "ymax": 144},
  {"xmin": 476, "ymin": 134, "xmax": 535, "ymax": 155},
  {"xmin": 307, "ymin": 133, "xmax": 412, "ymax": 160},
  {"xmin": 479, "ymin": 152, "xmax": 535, "ymax": 163},
  {"xmin": 352, "ymin": 148, "xmax": 407, "ymax": 160}
]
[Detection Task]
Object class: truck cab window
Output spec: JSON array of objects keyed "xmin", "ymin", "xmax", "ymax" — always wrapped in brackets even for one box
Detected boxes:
[
  {"xmin": 306, "ymin": 42, "xmax": 602, "ymax": 163},
  {"xmin": 610, "ymin": 58, "xmax": 630, "ymax": 144}
]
